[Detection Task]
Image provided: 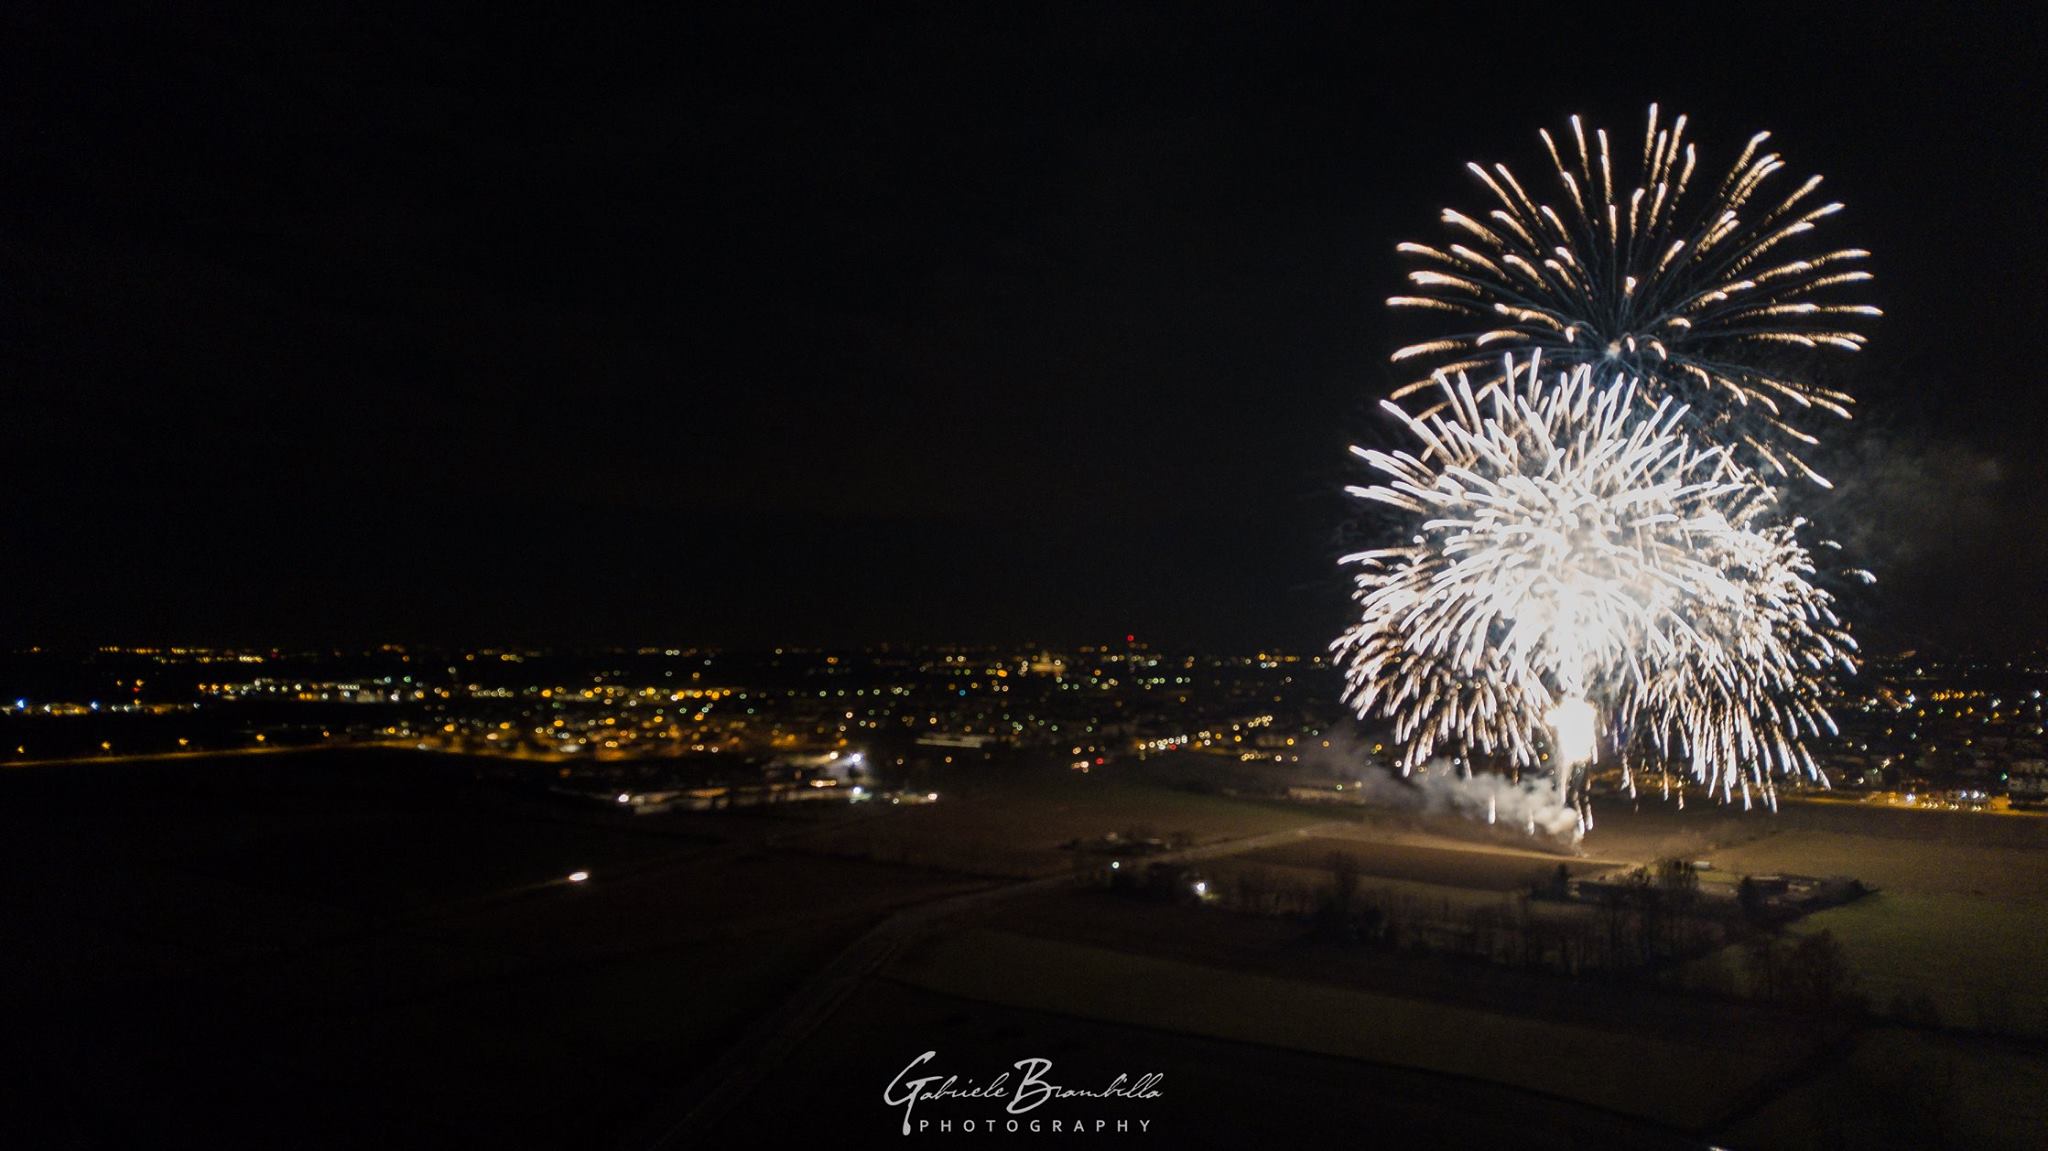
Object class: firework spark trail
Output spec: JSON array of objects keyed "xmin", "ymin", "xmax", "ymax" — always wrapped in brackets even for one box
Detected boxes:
[
  {"xmin": 1334, "ymin": 354, "xmax": 1855, "ymax": 805},
  {"xmin": 1388, "ymin": 105, "xmax": 1878, "ymax": 485},
  {"xmin": 1617, "ymin": 505, "xmax": 1864, "ymax": 808}
]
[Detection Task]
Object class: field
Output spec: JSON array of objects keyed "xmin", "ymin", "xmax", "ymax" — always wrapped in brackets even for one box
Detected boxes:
[
  {"xmin": 13, "ymin": 747, "xmax": 2048, "ymax": 1147},
  {"xmin": 1684, "ymin": 891, "xmax": 2048, "ymax": 1036},
  {"xmin": 884, "ymin": 927, "xmax": 1802, "ymax": 1131},
  {"xmin": 1722, "ymin": 1025, "xmax": 2048, "ymax": 1150},
  {"xmin": 1235, "ymin": 834, "xmax": 1614, "ymax": 891},
  {"xmin": 0, "ymin": 749, "xmax": 986, "ymax": 1148},
  {"xmin": 854, "ymin": 788, "xmax": 2048, "ymax": 1146},
  {"xmin": 1673, "ymin": 826, "xmax": 2048, "ymax": 1036},
  {"xmin": 1709, "ymin": 827, "xmax": 2048, "ymax": 899},
  {"xmin": 787, "ymin": 766, "xmax": 1332, "ymax": 877},
  {"xmin": 701, "ymin": 978, "xmax": 1697, "ymax": 1149}
]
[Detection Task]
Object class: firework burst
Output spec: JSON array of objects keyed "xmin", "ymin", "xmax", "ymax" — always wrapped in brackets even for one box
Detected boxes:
[
  {"xmin": 1388, "ymin": 105, "xmax": 1878, "ymax": 484},
  {"xmin": 1615, "ymin": 505, "xmax": 1862, "ymax": 808},
  {"xmin": 1334, "ymin": 355, "xmax": 1853, "ymax": 802}
]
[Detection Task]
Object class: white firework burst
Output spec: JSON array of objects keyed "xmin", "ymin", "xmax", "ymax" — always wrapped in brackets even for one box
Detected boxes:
[
  {"xmin": 1334, "ymin": 354, "xmax": 1853, "ymax": 799},
  {"xmin": 1617, "ymin": 505, "xmax": 1860, "ymax": 808}
]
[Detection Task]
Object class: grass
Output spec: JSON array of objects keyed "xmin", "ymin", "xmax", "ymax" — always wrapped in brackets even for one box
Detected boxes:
[
  {"xmin": 1787, "ymin": 892, "xmax": 2048, "ymax": 1033},
  {"xmin": 0, "ymin": 748, "xmax": 986, "ymax": 1147},
  {"xmin": 887, "ymin": 926, "xmax": 1807, "ymax": 1130},
  {"xmin": 1237, "ymin": 835, "xmax": 1601, "ymax": 891},
  {"xmin": 1676, "ymin": 826, "xmax": 2048, "ymax": 1037},
  {"xmin": 1708, "ymin": 829, "xmax": 2048, "ymax": 900},
  {"xmin": 792, "ymin": 771, "xmax": 1331, "ymax": 877},
  {"xmin": 1718, "ymin": 1025, "xmax": 2048, "ymax": 1151}
]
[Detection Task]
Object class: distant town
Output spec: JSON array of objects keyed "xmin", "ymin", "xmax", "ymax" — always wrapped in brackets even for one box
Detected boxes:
[{"xmin": 5, "ymin": 642, "xmax": 2043, "ymax": 815}]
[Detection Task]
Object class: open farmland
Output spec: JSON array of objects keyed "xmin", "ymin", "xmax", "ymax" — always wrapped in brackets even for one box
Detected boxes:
[
  {"xmin": 1803, "ymin": 893, "xmax": 2048, "ymax": 1032},
  {"xmin": 0, "ymin": 749, "xmax": 986, "ymax": 1149},
  {"xmin": 885, "ymin": 927, "xmax": 1815, "ymax": 1132},
  {"xmin": 700, "ymin": 978, "xmax": 1698, "ymax": 1149},
  {"xmin": 1709, "ymin": 828, "xmax": 2048, "ymax": 900},
  {"xmin": 1236, "ymin": 835, "xmax": 1616, "ymax": 891},
  {"xmin": 788, "ymin": 768, "xmax": 1331, "ymax": 877},
  {"xmin": 1721, "ymin": 1025, "xmax": 2048, "ymax": 1151},
  {"xmin": 1673, "ymin": 821, "xmax": 2048, "ymax": 1036},
  {"xmin": 1683, "ymin": 891, "xmax": 2048, "ymax": 1038}
]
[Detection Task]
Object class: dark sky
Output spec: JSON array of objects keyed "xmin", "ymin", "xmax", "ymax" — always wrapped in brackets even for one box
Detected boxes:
[{"xmin": 3, "ymin": 3, "xmax": 2045, "ymax": 652}]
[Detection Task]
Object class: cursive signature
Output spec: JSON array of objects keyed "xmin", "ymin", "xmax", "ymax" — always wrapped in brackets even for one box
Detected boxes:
[{"xmin": 884, "ymin": 1051, "xmax": 1165, "ymax": 1135}]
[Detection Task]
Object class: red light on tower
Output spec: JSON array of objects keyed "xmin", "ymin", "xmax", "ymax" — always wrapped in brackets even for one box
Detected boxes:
[{"xmin": 1125, "ymin": 634, "xmax": 1135, "ymax": 644}]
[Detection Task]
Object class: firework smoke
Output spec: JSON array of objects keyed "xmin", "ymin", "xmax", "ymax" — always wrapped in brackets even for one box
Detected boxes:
[{"xmin": 1311, "ymin": 736, "xmax": 1583, "ymax": 841}]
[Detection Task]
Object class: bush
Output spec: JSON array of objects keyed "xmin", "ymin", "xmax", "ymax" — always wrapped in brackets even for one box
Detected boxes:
[
  {"xmin": 1736, "ymin": 875, "xmax": 1768, "ymax": 925},
  {"xmin": 1888, "ymin": 988, "xmax": 1943, "ymax": 1028},
  {"xmin": 1782, "ymin": 929, "xmax": 1863, "ymax": 1016}
]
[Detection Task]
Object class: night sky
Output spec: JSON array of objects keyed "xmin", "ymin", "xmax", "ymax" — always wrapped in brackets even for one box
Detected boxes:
[{"xmin": 4, "ymin": 4, "xmax": 2045, "ymax": 651}]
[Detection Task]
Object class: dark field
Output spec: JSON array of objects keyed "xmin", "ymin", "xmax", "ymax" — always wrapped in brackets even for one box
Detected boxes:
[
  {"xmin": 1236, "ymin": 835, "xmax": 1610, "ymax": 891},
  {"xmin": 787, "ymin": 763, "xmax": 1329, "ymax": 877},
  {"xmin": 0, "ymin": 750, "xmax": 982, "ymax": 1148},
  {"xmin": 703, "ymin": 977, "xmax": 1697, "ymax": 1149},
  {"xmin": 961, "ymin": 887, "xmax": 1761, "ymax": 1040},
  {"xmin": 10, "ymin": 749, "xmax": 2048, "ymax": 1149}
]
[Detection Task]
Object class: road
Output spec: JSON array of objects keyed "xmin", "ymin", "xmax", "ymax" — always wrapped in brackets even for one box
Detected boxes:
[
  {"xmin": 0, "ymin": 742, "xmax": 311, "ymax": 769},
  {"xmin": 1785, "ymin": 790, "xmax": 2048, "ymax": 818},
  {"xmin": 626, "ymin": 821, "xmax": 1345, "ymax": 1149}
]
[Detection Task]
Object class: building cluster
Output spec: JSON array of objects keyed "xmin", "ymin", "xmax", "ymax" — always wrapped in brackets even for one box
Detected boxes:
[
  {"xmin": 1828, "ymin": 653, "xmax": 2048, "ymax": 809},
  {"xmin": 0, "ymin": 643, "xmax": 1331, "ymax": 779},
  {"xmin": 7, "ymin": 644, "xmax": 2048, "ymax": 812}
]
